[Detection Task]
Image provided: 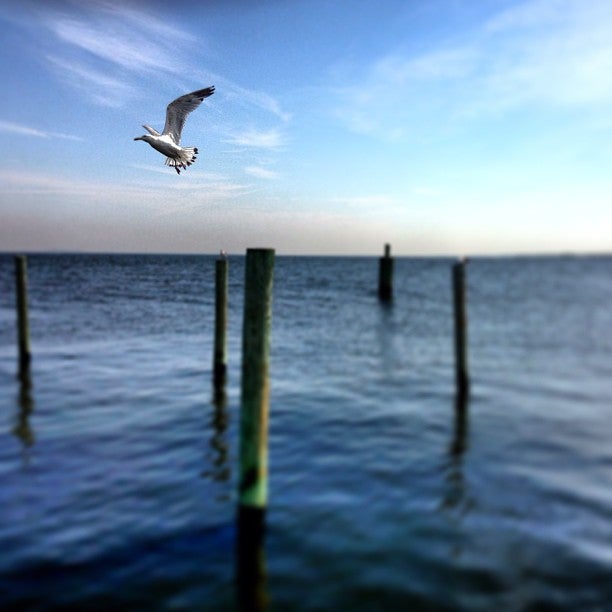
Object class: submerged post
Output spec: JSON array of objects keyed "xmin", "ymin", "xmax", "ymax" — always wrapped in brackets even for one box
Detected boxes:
[
  {"xmin": 452, "ymin": 258, "xmax": 469, "ymax": 399},
  {"xmin": 238, "ymin": 248, "xmax": 275, "ymax": 513},
  {"xmin": 15, "ymin": 256, "xmax": 31, "ymax": 379},
  {"xmin": 378, "ymin": 243, "xmax": 393, "ymax": 302},
  {"xmin": 213, "ymin": 257, "xmax": 229, "ymax": 389}
]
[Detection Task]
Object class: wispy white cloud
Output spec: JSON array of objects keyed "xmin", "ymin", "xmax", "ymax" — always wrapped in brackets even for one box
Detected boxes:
[
  {"xmin": 217, "ymin": 76, "xmax": 292, "ymax": 123},
  {"xmin": 130, "ymin": 164, "xmax": 228, "ymax": 181},
  {"xmin": 41, "ymin": 1, "xmax": 196, "ymax": 75},
  {"xmin": 95, "ymin": 1, "xmax": 199, "ymax": 45},
  {"xmin": 0, "ymin": 169, "xmax": 154, "ymax": 198},
  {"xmin": 46, "ymin": 55, "xmax": 138, "ymax": 107},
  {"xmin": 129, "ymin": 163, "xmax": 186, "ymax": 176},
  {"xmin": 245, "ymin": 165, "xmax": 280, "ymax": 180},
  {"xmin": 225, "ymin": 128, "xmax": 285, "ymax": 148},
  {"xmin": 31, "ymin": 3, "xmax": 195, "ymax": 109},
  {"xmin": 476, "ymin": 0, "xmax": 612, "ymax": 110},
  {"xmin": 0, "ymin": 168, "xmax": 253, "ymax": 207},
  {"xmin": 333, "ymin": 0, "xmax": 612, "ymax": 138},
  {"xmin": 327, "ymin": 194, "xmax": 401, "ymax": 211},
  {"xmin": 331, "ymin": 45, "xmax": 476, "ymax": 139},
  {"xmin": 32, "ymin": 1, "xmax": 292, "ymax": 126},
  {"xmin": 485, "ymin": 0, "xmax": 565, "ymax": 33},
  {"xmin": 0, "ymin": 119, "xmax": 84, "ymax": 141},
  {"xmin": 374, "ymin": 47, "xmax": 477, "ymax": 83}
]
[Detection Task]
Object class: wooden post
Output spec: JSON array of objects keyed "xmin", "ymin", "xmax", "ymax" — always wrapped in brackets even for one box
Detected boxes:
[
  {"xmin": 15, "ymin": 256, "xmax": 31, "ymax": 379},
  {"xmin": 378, "ymin": 243, "xmax": 393, "ymax": 302},
  {"xmin": 213, "ymin": 257, "xmax": 228, "ymax": 389},
  {"xmin": 452, "ymin": 258, "xmax": 469, "ymax": 399},
  {"xmin": 238, "ymin": 248, "xmax": 274, "ymax": 511},
  {"xmin": 236, "ymin": 249, "xmax": 273, "ymax": 610}
]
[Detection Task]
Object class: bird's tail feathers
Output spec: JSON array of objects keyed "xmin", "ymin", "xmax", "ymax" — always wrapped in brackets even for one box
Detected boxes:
[{"xmin": 165, "ymin": 147, "xmax": 198, "ymax": 175}]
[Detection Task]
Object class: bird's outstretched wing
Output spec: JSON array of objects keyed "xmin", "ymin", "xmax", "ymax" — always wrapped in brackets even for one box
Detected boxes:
[
  {"xmin": 142, "ymin": 124, "xmax": 161, "ymax": 136},
  {"xmin": 162, "ymin": 86, "xmax": 215, "ymax": 144}
]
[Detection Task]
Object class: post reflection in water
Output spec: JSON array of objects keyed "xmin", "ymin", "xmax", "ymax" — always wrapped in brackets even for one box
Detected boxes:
[
  {"xmin": 202, "ymin": 385, "xmax": 231, "ymax": 486},
  {"xmin": 235, "ymin": 506, "xmax": 269, "ymax": 612},
  {"xmin": 376, "ymin": 298, "xmax": 398, "ymax": 378},
  {"xmin": 451, "ymin": 392, "xmax": 469, "ymax": 458},
  {"xmin": 13, "ymin": 372, "xmax": 35, "ymax": 454},
  {"xmin": 440, "ymin": 392, "xmax": 472, "ymax": 518}
]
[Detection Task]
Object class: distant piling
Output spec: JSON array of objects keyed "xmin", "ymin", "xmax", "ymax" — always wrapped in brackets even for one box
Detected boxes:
[
  {"xmin": 213, "ymin": 257, "xmax": 229, "ymax": 389},
  {"xmin": 15, "ymin": 256, "xmax": 31, "ymax": 379},
  {"xmin": 378, "ymin": 243, "xmax": 393, "ymax": 302},
  {"xmin": 452, "ymin": 258, "xmax": 470, "ymax": 399},
  {"xmin": 238, "ymin": 248, "xmax": 274, "ymax": 513}
]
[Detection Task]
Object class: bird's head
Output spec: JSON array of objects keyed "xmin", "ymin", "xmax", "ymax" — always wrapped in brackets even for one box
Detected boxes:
[{"xmin": 134, "ymin": 135, "xmax": 149, "ymax": 142}]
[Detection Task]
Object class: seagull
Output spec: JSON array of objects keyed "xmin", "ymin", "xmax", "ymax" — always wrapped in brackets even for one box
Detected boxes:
[{"xmin": 134, "ymin": 86, "xmax": 215, "ymax": 174}]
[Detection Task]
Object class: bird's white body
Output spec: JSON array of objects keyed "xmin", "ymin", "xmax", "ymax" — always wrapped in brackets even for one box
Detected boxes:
[
  {"xmin": 136, "ymin": 134, "xmax": 198, "ymax": 172},
  {"xmin": 148, "ymin": 133, "xmax": 180, "ymax": 156},
  {"xmin": 134, "ymin": 86, "xmax": 215, "ymax": 174}
]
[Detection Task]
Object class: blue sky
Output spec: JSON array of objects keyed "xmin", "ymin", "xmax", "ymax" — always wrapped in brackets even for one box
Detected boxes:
[{"xmin": 1, "ymin": 0, "xmax": 611, "ymax": 255}]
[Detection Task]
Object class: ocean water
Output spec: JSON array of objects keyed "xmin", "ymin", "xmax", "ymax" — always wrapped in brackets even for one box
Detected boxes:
[{"xmin": 0, "ymin": 253, "xmax": 611, "ymax": 611}]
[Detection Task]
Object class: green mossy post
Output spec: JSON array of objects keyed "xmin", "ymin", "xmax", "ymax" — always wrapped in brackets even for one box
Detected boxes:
[
  {"xmin": 15, "ymin": 256, "xmax": 31, "ymax": 380},
  {"xmin": 452, "ymin": 258, "xmax": 470, "ymax": 400},
  {"xmin": 236, "ymin": 248, "xmax": 273, "ymax": 610},
  {"xmin": 238, "ymin": 248, "xmax": 274, "ymax": 511},
  {"xmin": 213, "ymin": 258, "xmax": 228, "ymax": 389},
  {"xmin": 378, "ymin": 243, "xmax": 393, "ymax": 302}
]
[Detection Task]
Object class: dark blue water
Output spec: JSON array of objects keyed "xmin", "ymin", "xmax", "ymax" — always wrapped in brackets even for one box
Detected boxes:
[{"xmin": 1, "ymin": 254, "xmax": 611, "ymax": 610}]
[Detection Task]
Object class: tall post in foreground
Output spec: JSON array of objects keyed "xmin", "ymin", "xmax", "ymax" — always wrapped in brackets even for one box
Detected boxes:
[
  {"xmin": 452, "ymin": 258, "xmax": 470, "ymax": 400},
  {"xmin": 213, "ymin": 257, "xmax": 229, "ymax": 389},
  {"xmin": 236, "ymin": 249, "xmax": 274, "ymax": 611},
  {"xmin": 378, "ymin": 243, "xmax": 393, "ymax": 302},
  {"xmin": 15, "ymin": 256, "xmax": 31, "ymax": 379},
  {"xmin": 238, "ymin": 248, "xmax": 275, "ymax": 514}
]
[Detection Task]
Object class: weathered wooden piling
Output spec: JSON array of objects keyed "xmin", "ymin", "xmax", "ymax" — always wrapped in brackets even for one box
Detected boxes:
[
  {"xmin": 238, "ymin": 248, "xmax": 274, "ymax": 512},
  {"xmin": 378, "ymin": 243, "xmax": 393, "ymax": 302},
  {"xmin": 452, "ymin": 258, "xmax": 470, "ymax": 399},
  {"xmin": 15, "ymin": 256, "xmax": 31, "ymax": 379},
  {"xmin": 236, "ymin": 249, "xmax": 273, "ymax": 609},
  {"xmin": 213, "ymin": 257, "xmax": 229, "ymax": 389}
]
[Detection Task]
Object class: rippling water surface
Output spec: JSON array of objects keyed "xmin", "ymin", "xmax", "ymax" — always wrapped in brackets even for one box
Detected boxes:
[{"xmin": 1, "ymin": 253, "xmax": 611, "ymax": 610}]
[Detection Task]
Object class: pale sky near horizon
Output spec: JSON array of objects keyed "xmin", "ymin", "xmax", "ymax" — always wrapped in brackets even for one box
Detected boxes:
[{"xmin": 1, "ymin": 0, "xmax": 611, "ymax": 256}]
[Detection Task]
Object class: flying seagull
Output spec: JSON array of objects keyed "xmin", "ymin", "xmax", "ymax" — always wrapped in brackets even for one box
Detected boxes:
[{"xmin": 134, "ymin": 86, "xmax": 215, "ymax": 174}]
